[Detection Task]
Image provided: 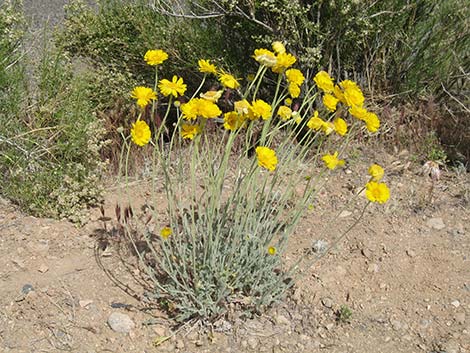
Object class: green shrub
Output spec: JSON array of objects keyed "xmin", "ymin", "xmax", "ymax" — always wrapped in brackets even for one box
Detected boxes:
[{"xmin": 0, "ymin": 2, "xmax": 108, "ymax": 223}]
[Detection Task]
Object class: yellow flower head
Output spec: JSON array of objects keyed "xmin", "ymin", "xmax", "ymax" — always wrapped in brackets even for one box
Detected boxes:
[
  {"xmin": 131, "ymin": 86, "xmax": 157, "ymax": 108},
  {"xmin": 349, "ymin": 105, "xmax": 368, "ymax": 120},
  {"xmin": 314, "ymin": 71, "xmax": 334, "ymax": 93},
  {"xmin": 343, "ymin": 86, "xmax": 365, "ymax": 107},
  {"xmin": 272, "ymin": 52, "xmax": 296, "ymax": 73},
  {"xmin": 251, "ymin": 99, "xmax": 272, "ymax": 120},
  {"xmin": 277, "ymin": 105, "xmax": 292, "ymax": 121},
  {"xmin": 321, "ymin": 121, "xmax": 335, "ymax": 135},
  {"xmin": 144, "ymin": 49, "xmax": 168, "ymax": 66},
  {"xmin": 323, "ymin": 93, "xmax": 339, "ymax": 112},
  {"xmin": 284, "ymin": 98, "xmax": 292, "ymax": 106},
  {"xmin": 288, "ymin": 83, "xmax": 301, "ymax": 98},
  {"xmin": 339, "ymin": 80, "xmax": 359, "ymax": 90},
  {"xmin": 363, "ymin": 112, "xmax": 380, "ymax": 132},
  {"xmin": 322, "ymin": 151, "xmax": 345, "ymax": 170},
  {"xmin": 198, "ymin": 59, "xmax": 217, "ymax": 74},
  {"xmin": 158, "ymin": 75, "xmax": 187, "ymax": 98},
  {"xmin": 218, "ymin": 72, "xmax": 240, "ymax": 89},
  {"xmin": 306, "ymin": 111, "xmax": 324, "ymax": 131},
  {"xmin": 285, "ymin": 69, "xmax": 305, "ymax": 86},
  {"xmin": 365, "ymin": 181, "xmax": 390, "ymax": 204},
  {"xmin": 200, "ymin": 90, "xmax": 223, "ymax": 102},
  {"xmin": 334, "ymin": 118, "xmax": 348, "ymax": 136},
  {"xmin": 234, "ymin": 99, "xmax": 252, "ymax": 118},
  {"xmin": 131, "ymin": 120, "xmax": 151, "ymax": 147},
  {"xmin": 334, "ymin": 84, "xmax": 346, "ymax": 104},
  {"xmin": 256, "ymin": 146, "xmax": 278, "ymax": 172},
  {"xmin": 223, "ymin": 111, "xmax": 245, "ymax": 131},
  {"xmin": 272, "ymin": 41, "xmax": 286, "ymax": 54},
  {"xmin": 181, "ymin": 98, "xmax": 222, "ymax": 120},
  {"xmin": 368, "ymin": 164, "xmax": 384, "ymax": 181},
  {"xmin": 253, "ymin": 48, "xmax": 277, "ymax": 67},
  {"xmin": 268, "ymin": 246, "xmax": 277, "ymax": 255},
  {"xmin": 160, "ymin": 226, "xmax": 172, "ymax": 239},
  {"xmin": 181, "ymin": 123, "xmax": 201, "ymax": 140}
]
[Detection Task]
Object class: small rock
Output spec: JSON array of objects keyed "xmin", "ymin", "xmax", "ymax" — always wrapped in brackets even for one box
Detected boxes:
[
  {"xmin": 299, "ymin": 334, "xmax": 310, "ymax": 341},
  {"xmin": 451, "ymin": 300, "xmax": 460, "ymax": 308},
  {"xmin": 79, "ymin": 300, "xmax": 93, "ymax": 308},
  {"xmin": 153, "ymin": 325, "xmax": 167, "ymax": 337},
  {"xmin": 12, "ymin": 258, "xmax": 26, "ymax": 270},
  {"xmin": 38, "ymin": 264, "xmax": 49, "ymax": 273},
  {"xmin": 390, "ymin": 319, "xmax": 402, "ymax": 331},
  {"xmin": 322, "ymin": 297, "xmax": 333, "ymax": 308},
  {"xmin": 325, "ymin": 323, "xmax": 334, "ymax": 331},
  {"xmin": 384, "ymin": 336, "xmax": 391, "ymax": 343},
  {"xmin": 107, "ymin": 312, "xmax": 135, "ymax": 333},
  {"xmin": 367, "ymin": 263, "xmax": 379, "ymax": 273},
  {"xmin": 426, "ymin": 217, "xmax": 445, "ymax": 230},
  {"xmin": 339, "ymin": 211, "xmax": 352, "ymax": 218},
  {"xmin": 454, "ymin": 312, "xmax": 466, "ymax": 325},
  {"xmin": 21, "ymin": 284, "xmax": 34, "ymax": 295},
  {"xmin": 194, "ymin": 339, "xmax": 203, "ymax": 347},
  {"xmin": 312, "ymin": 240, "xmax": 328, "ymax": 253},
  {"xmin": 361, "ymin": 248, "xmax": 373, "ymax": 259},
  {"xmin": 275, "ymin": 314, "xmax": 290, "ymax": 326},
  {"xmin": 175, "ymin": 339, "xmax": 185, "ymax": 349},
  {"xmin": 406, "ymin": 249, "xmax": 416, "ymax": 257}
]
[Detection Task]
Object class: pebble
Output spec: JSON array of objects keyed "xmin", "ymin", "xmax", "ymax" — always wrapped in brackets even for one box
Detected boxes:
[
  {"xmin": 321, "ymin": 297, "xmax": 333, "ymax": 308},
  {"xmin": 312, "ymin": 240, "xmax": 328, "ymax": 253},
  {"xmin": 426, "ymin": 217, "xmax": 445, "ymax": 230},
  {"xmin": 37, "ymin": 264, "xmax": 49, "ymax": 273},
  {"xmin": 79, "ymin": 299, "xmax": 93, "ymax": 308},
  {"xmin": 361, "ymin": 248, "xmax": 373, "ymax": 259},
  {"xmin": 247, "ymin": 337, "xmax": 259, "ymax": 349},
  {"xmin": 153, "ymin": 325, "xmax": 167, "ymax": 337},
  {"xmin": 339, "ymin": 210, "xmax": 352, "ymax": 218},
  {"xmin": 21, "ymin": 284, "xmax": 34, "ymax": 295},
  {"xmin": 107, "ymin": 312, "xmax": 135, "ymax": 333},
  {"xmin": 275, "ymin": 314, "xmax": 290, "ymax": 326},
  {"xmin": 451, "ymin": 300, "xmax": 460, "ymax": 308},
  {"xmin": 367, "ymin": 263, "xmax": 379, "ymax": 273},
  {"xmin": 406, "ymin": 249, "xmax": 416, "ymax": 257},
  {"xmin": 390, "ymin": 319, "xmax": 403, "ymax": 331}
]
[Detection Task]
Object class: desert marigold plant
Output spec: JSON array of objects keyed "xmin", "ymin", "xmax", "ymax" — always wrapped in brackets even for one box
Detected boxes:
[{"xmin": 114, "ymin": 44, "xmax": 390, "ymax": 323}]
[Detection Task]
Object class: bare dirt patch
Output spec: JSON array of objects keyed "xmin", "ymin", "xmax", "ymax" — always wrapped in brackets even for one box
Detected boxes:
[{"xmin": 1, "ymin": 149, "xmax": 469, "ymax": 353}]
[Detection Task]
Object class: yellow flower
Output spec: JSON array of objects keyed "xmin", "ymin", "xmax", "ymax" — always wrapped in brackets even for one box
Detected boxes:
[
  {"xmin": 307, "ymin": 111, "xmax": 324, "ymax": 131},
  {"xmin": 200, "ymin": 90, "xmax": 223, "ymax": 102},
  {"xmin": 363, "ymin": 112, "xmax": 380, "ymax": 132},
  {"xmin": 234, "ymin": 99, "xmax": 252, "ymax": 117},
  {"xmin": 343, "ymin": 86, "xmax": 365, "ymax": 107},
  {"xmin": 131, "ymin": 120, "xmax": 151, "ymax": 146},
  {"xmin": 284, "ymin": 98, "xmax": 292, "ymax": 106},
  {"xmin": 334, "ymin": 84, "xmax": 346, "ymax": 104},
  {"xmin": 181, "ymin": 98, "xmax": 222, "ymax": 120},
  {"xmin": 368, "ymin": 164, "xmax": 384, "ymax": 181},
  {"xmin": 253, "ymin": 48, "xmax": 277, "ymax": 67},
  {"xmin": 158, "ymin": 75, "xmax": 187, "ymax": 98},
  {"xmin": 288, "ymin": 83, "xmax": 301, "ymax": 98},
  {"xmin": 198, "ymin": 59, "xmax": 217, "ymax": 74},
  {"xmin": 321, "ymin": 121, "xmax": 335, "ymax": 135},
  {"xmin": 277, "ymin": 105, "xmax": 292, "ymax": 121},
  {"xmin": 181, "ymin": 124, "xmax": 201, "ymax": 140},
  {"xmin": 322, "ymin": 151, "xmax": 345, "ymax": 170},
  {"xmin": 131, "ymin": 86, "xmax": 157, "ymax": 108},
  {"xmin": 272, "ymin": 52, "xmax": 296, "ymax": 73},
  {"xmin": 144, "ymin": 49, "xmax": 168, "ymax": 66},
  {"xmin": 339, "ymin": 80, "xmax": 359, "ymax": 90},
  {"xmin": 160, "ymin": 226, "xmax": 172, "ymax": 239},
  {"xmin": 219, "ymin": 72, "xmax": 240, "ymax": 89},
  {"xmin": 314, "ymin": 71, "xmax": 334, "ymax": 93},
  {"xmin": 323, "ymin": 93, "xmax": 339, "ymax": 112},
  {"xmin": 285, "ymin": 69, "xmax": 305, "ymax": 86},
  {"xmin": 349, "ymin": 105, "xmax": 368, "ymax": 120},
  {"xmin": 334, "ymin": 118, "xmax": 348, "ymax": 136},
  {"xmin": 268, "ymin": 246, "xmax": 277, "ymax": 255},
  {"xmin": 251, "ymin": 99, "xmax": 272, "ymax": 120},
  {"xmin": 272, "ymin": 41, "xmax": 286, "ymax": 54},
  {"xmin": 256, "ymin": 146, "xmax": 278, "ymax": 172},
  {"xmin": 223, "ymin": 111, "xmax": 244, "ymax": 131},
  {"xmin": 365, "ymin": 181, "xmax": 390, "ymax": 204}
]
